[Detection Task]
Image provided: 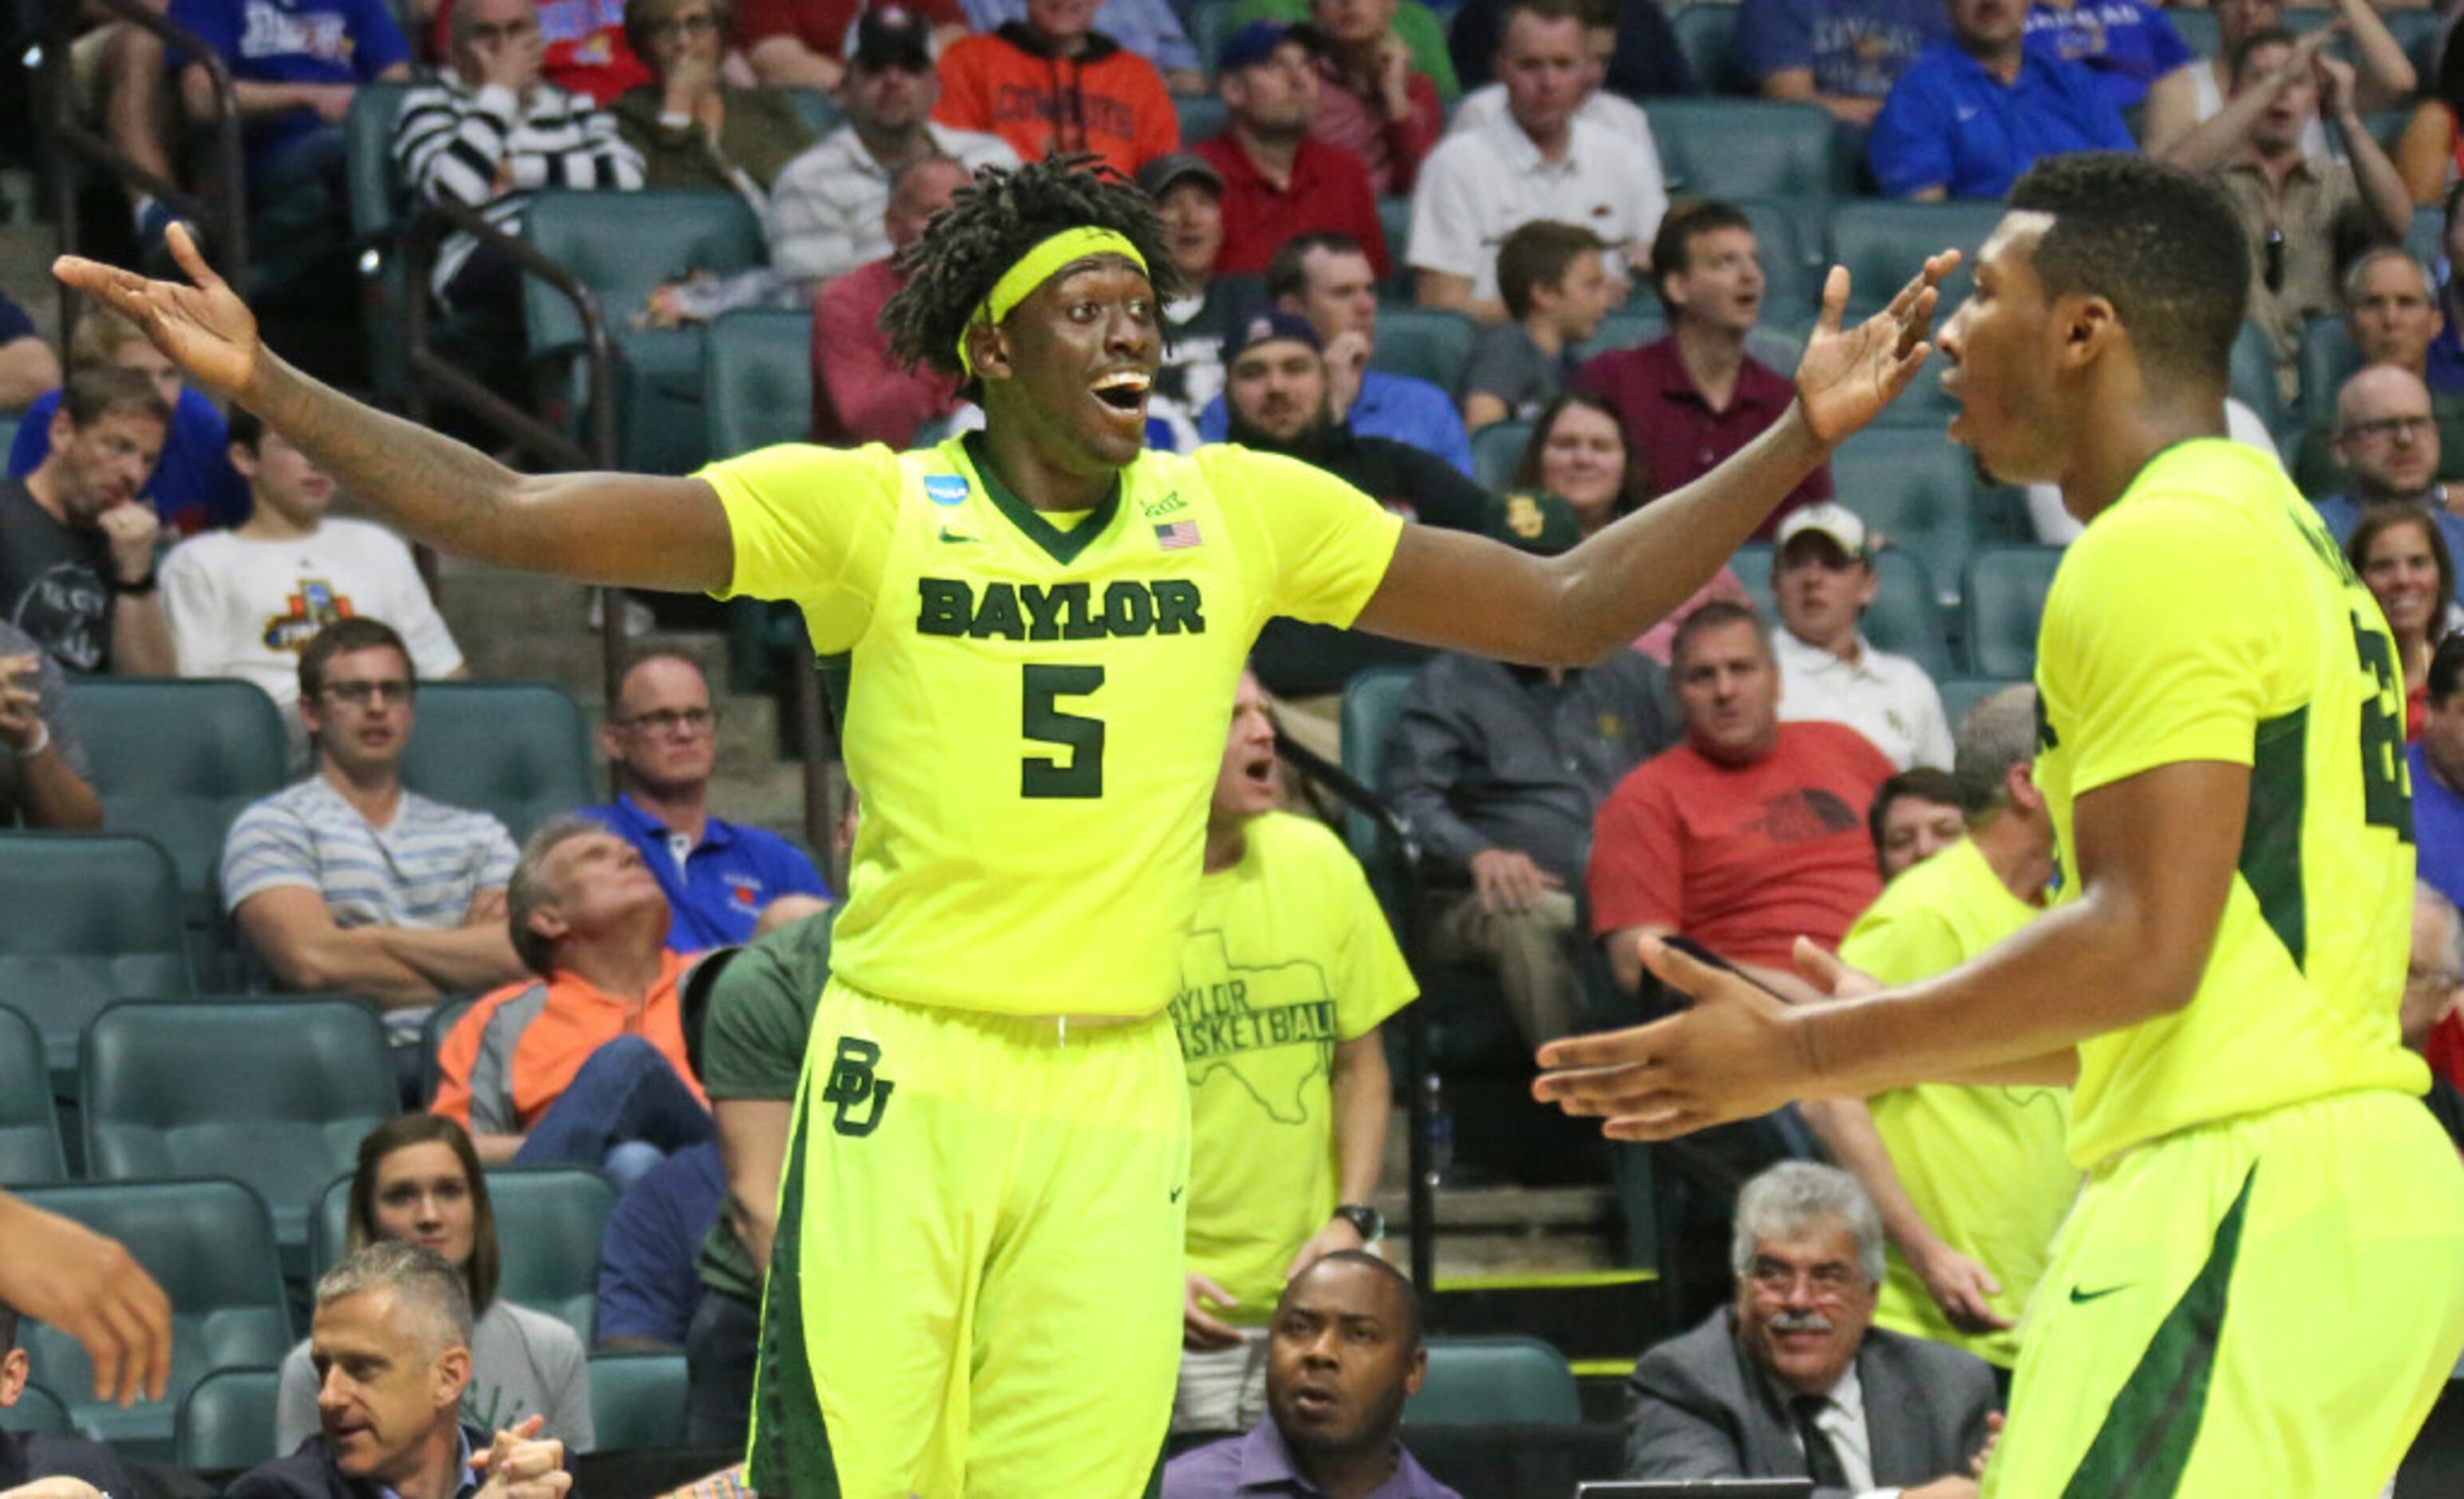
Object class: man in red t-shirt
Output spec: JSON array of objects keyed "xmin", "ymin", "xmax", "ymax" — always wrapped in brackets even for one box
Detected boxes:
[
  {"xmin": 1588, "ymin": 599, "xmax": 1894, "ymax": 996},
  {"xmin": 1192, "ymin": 22, "xmax": 1389, "ymax": 279}
]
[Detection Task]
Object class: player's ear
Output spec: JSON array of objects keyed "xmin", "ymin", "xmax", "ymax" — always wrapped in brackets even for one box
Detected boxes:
[
  {"xmin": 965, "ymin": 322, "xmax": 1014, "ymax": 383},
  {"xmin": 2057, "ymin": 293, "xmax": 2117, "ymax": 370}
]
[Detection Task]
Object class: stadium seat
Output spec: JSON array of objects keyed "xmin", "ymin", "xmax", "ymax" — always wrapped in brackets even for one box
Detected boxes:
[
  {"xmin": 0, "ymin": 833, "xmax": 190, "ymax": 1089},
  {"xmin": 421, "ymin": 994, "xmax": 480, "ymax": 1108},
  {"xmin": 1865, "ymin": 548, "xmax": 1952, "ymax": 681},
  {"xmin": 175, "ymin": 1366, "xmax": 282, "ymax": 1472},
  {"xmin": 1370, "ymin": 307, "xmax": 1478, "ymax": 390},
  {"xmin": 12, "ymin": 1383, "xmax": 73, "ymax": 1438},
  {"xmin": 344, "ymin": 80, "xmax": 416, "ymax": 399},
  {"xmin": 1646, "ymin": 101, "xmax": 1842, "ymax": 249},
  {"xmin": 81, "ymin": 1000, "xmax": 396, "ymax": 1263},
  {"xmin": 704, "ymin": 307, "xmax": 815, "ymax": 462},
  {"xmin": 0, "ymin": 1004, "xmax": 65, "ymax": 1185},
  {"xmin": 1961, "ymin": 546, "xmax": 2063, "ymax": 678},
  {"xmin": 1829, "ymin": 426, "xmax": 1978, "ymax": 603},
  {"xmin": 486, "ymin": 1169, "xmax": 620, "ymax": 1342},
  {"xmin": 1471, "ymin": 420, "xmax": 1532, "ymax": 491},
  {"xmin": 0, "ymin": 413, "xmax": 18, "ymax": 462},
  {"xmin": 1567, "ymin": 307, "xmax": 1666, "ymax": 366},
  {"xmin": 2297, "ymin": 315, "xmax": 2359, "ymax": 424},
  {"xmin": 14, "ymin": 1180, "xmax": 290, "ymax": 1454},
  {"xmin": 1338, "ymin": 666, "xmax": 1418, "ymax": 871},
  {"xmin": 1174, "ymin": 94, "xmax": 1228, "ymax": 146},
  {"xmin": 2410, "ymin": 205, "xmax": 2445, "ymax": 282},
  {"xmin": 2169, "ymin": 6, "xmax": 2219, "ymax": 56},
  {"xmin": 1377, "ymin": 198, "xmax": 1414, "ymax": 297},
  {"xmin": 1730, "ymin": 542, "xmax": 1776, "ymax": 619},
  {"xmin": 2391, "ymin": 7, "xmax": 2445, "ymax": 79},
  {"xmin": 398, "ymin": 681, "xmax": 594, "ymax": 843},
  {"xmin": 2229, "ymin": 318, "xmax": 2286, "ymax": 432},
  {"xmin": 1738, "ymin": 198, "xmax": 1819, "ymax": 318},
  {"xmin": 1937, "ymin": 675, "xmax": 2026, "ymax": 730},
  {"xmin": 1826, "ymin": 200, "xmax": 2002, "ymax": 318},
  {"xmin": 1668, "ymin": 2, "xmax": 1736, "ymax": 92},
  {"xmin": 522, "ymin": 189, "xmax": 769, "ymax": 476},
  {"xmin": 781, "ymin": 87, "xmax": 839, "ymax": 137},
  {"xmin": 588, "ymin": 1351, "xmax": 690, "ymax": 1451},
  {"xmin": 1406, "ymin": 1336, "xmax": 1581, "ymax": 1426}
]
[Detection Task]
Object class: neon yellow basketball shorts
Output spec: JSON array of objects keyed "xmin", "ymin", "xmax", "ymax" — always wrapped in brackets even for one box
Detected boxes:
[
  {"xmin": 1983, "ymin": 1089, "xmax": 2464, "ymax": 1498},
  {"xmin": 746, "ymin": 978, "xmax": 1191, "ymax": 1498}
]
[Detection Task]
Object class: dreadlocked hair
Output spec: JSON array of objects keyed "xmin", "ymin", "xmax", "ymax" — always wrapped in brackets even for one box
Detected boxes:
[{"xmin": 883, "ymin": 153, "xmax": 1186, "ymax": 386}]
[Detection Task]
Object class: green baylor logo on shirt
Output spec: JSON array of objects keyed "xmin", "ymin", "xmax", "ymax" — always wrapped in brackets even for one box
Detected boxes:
[{"xmin": 1171, "ymin": 930, "xmax": 1340, "ymax": 1124}]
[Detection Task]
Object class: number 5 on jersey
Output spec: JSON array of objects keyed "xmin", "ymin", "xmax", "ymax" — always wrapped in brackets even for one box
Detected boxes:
[{"xmin": 1022, "ymin": 664, "xmax": 1105, "ymax": 798}]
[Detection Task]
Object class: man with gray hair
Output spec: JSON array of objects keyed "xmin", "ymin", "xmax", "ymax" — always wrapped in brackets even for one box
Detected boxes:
[
  {"xmin": 1627, "ymin": 1161, "xmax": 1999, "ymax": 1494},
  {"xmin": 433, "ymin": 817, "xmax": 712, "ymax": 1188},
  {"xmin": 2407, "ymin": 884, "xmax": 2464, "ymax": 1149},
  {"xmin": 1798, "ymin": 686, "xmax": 2076, "ymax": 1382},
  {"xmin": 230, "ymin": 1242, "xmax": 571, "ymax": 1498},
  {"xmin": 2290, "ymin": 249, "xmax": 2464, "ymax": 495}
]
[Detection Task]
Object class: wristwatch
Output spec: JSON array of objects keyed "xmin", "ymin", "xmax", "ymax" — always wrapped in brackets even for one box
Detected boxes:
[{"xmin": 1334, "ymin": 1203, "xmax": 1385, "ymax": 1244}]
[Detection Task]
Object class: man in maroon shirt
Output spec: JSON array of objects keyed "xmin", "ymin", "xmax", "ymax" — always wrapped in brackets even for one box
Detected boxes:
[
  {"xmin": 1194, "ymin": 22, "xmax": 1390, "ymax": 278},
  {"xmin": 1572, "ymin": 200, "xmax": 1833, "ymax": 540},
  {"xmin": 809, "ymin": 156, "xmax": 969, "ymax": 446},
  {"xmin": 1588, "ymin": 601, "xmax": 1893, "ymax": 996}
]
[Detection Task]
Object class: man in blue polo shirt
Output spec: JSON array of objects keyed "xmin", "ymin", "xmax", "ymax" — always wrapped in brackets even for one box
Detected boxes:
[
  {"xmin": 2417, "ymin": 638, "xmax": 2464, "ymax": 912},
  {"xmin": 582, "ymin": 651, "xmax": 829, "ymax": 953},
  {"xmin": 1867, "ymin": 0, "xmax": 2131, "ymax": 200}
]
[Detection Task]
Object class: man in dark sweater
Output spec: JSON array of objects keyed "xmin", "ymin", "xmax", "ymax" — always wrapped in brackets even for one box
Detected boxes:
[{"xmin": 0, "ymin": 1303, "xmax": 136, "ymax": 1498}]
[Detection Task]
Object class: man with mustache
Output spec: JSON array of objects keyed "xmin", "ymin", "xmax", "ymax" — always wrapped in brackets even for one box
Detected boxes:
[{"xmin": 1626, "ymin": 1161, "xmax": 1999, "ymax": 1494}]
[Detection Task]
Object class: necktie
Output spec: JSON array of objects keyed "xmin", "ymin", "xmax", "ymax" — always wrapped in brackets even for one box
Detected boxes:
[{"xmin": 1790, "ymin": 1394, "xmax": 1851, "ymax": 1489}]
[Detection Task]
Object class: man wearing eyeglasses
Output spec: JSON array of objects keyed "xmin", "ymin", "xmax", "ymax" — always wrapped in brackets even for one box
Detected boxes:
[
  {"xmin": 580, "ymin": 651, "xmax": 830, "ymax": 954},
  {"xmin": 2309, "ymin": 365, "xmax": 2464, "ymax": 579}
]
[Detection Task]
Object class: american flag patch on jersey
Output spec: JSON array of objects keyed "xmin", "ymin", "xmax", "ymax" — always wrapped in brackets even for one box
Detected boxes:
[{"xmin": 1155, "ymin": 520, "xmax": 1201, "ymax": 550}]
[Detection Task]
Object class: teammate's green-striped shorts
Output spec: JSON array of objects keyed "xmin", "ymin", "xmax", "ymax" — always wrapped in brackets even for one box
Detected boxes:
[
  {"xmin": 747, "ymin": 978, "xmax": 1190, "ymax": 1498},
  {"xmin": 1984, "ymin": 1089, "xmax": 2464, "ymax": 1498}
]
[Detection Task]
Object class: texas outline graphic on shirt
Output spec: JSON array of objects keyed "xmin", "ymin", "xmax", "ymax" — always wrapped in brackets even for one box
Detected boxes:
[{"xmin": 1170, "ymin": 929, "xmax": 1340, "ymax": 1125}]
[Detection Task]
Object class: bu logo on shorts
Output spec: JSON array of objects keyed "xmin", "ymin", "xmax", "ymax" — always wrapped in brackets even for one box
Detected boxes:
[{"xmin": 821, "ymin": 1037, "xmax": 895, "ymax": 1137}]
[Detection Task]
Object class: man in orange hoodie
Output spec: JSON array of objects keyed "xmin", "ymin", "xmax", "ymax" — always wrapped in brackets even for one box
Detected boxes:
[{"xmin": 935, "ymin": 0, "xmax": 1179, "ymax": 176}]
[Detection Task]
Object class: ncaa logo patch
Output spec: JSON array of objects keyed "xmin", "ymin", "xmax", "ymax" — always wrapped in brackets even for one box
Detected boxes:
[{"xmin": 924, "ymin": 475, "xmax": 970, "ymax": 507}]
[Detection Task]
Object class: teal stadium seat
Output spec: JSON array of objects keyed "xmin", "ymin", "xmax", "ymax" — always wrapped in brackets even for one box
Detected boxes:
[
  {"xmin": 1646, "ymin": 101, "xmax": 1841, "ymax": 251},
  {"xmin": 0, "ymin": 833, "xmax": 190, "ymax": 1090},
  {"xmin": 1405, "ymin": 1336, "xmax": 1581, "ymax": 1427},
  {"xmin": 587, "ymin": 1351, "xmax": 690, "ymax": 1451},
  {"xmin": 1728, "ymin": 543, "xmax": 1948, "ymax": 678},
  {"xmin": 81, "ymin": 1000, "xmax": 396, "ymax": 1264},
  {"xmin": 11, "ymin": 1383, "xmax": 73, "ymax": 1437},
  {"xmin": 1730, "ymin": 542, "xmax": 1778, "ymax": 619},
  {"xmin": 344, "ymin": 81, "xmax": 415, "ymax": 400},
  {"xmin": 1370, "ymin": 307, "xmax": 1479, "ymax": 390},
  {"xmin": 0, "ymin": 1004, "xmax": 65, "ymax": 1185},
  {"xmin": 1377, "ymin": 197, "xmax": 1414, "ymax": 299},
  {"xmin": 420, "ymin": 994, "xmax": 480, "ymax": 1108},
  {"xmin": 0, "ymin": 413, "xmax": 18, "ymax": 461},
  {"xmin": 399, "ymin": 682, "xmax": 594, "ymax": 843},
  {"xmin": 1174, "ymin": 94, "xmax": 1227, "ymax": 145},
  {"xmin": 2391, "ymin": 7, "xmax": 2445, "ymax": 80},
  {"xmin": 1937, "ymin": 675, "xmax": 2026, "ymax": 730},
  {"xmin": 2297, "ymin": 315, "xmax": 2359, "ymax": 424},
  {"xmin": 781, "ymin": 87, "xmax": 839, "ymax": 137},
  {"xmin": 14, "ymin": 1180, "xmax": 290, "ymax": 1454},
  {"xmin": 1826, "ymin": 200, "xmax": 2000, "ymax": 319},
  {"xmin": 1567, "ymin": 307, "xmax": 1666, "ymax": 366},
  {"xmin": 2169, "ymin": 7, "xmax": 2218, "ymax": 56},
  {"xmin": 2230, "ymin": 318, "xmax": 2286, "ymax": 432},
  {"xmin": 1738, "ymin": 199, "xmax": 1819, "ymax": 319},
  {"xmin": 310, "ymin": 1168, "xmax": 617, "ymax": 1341},
  {"xmin": 705, "ymin": 307, "xmax": 814, "ymax": 461},
  {"xmin": 1829, "ymin": 426, "xmax": 1978, "ymax": 603},
  {"xmin": 1669, "ymin": 3, "xmax": 1737, "ymax": 93},
  {"xmin": 521, "ymin": 189, "xmax": 769, "ymax": 475},
  {"xmin": 1471, "ymin": 421, "xmax": 1533, "ymax": 491},
  {"xmin": 1961, "ymin": 546, "xmax": 2063, "ymax": 678},
  {"xmin": 175, "ymin": 1366, "xmax": 282, "ymax": 1472},
  {"xmin": 1338, "ymin": 666, "xmax": 1418, "ymax": 872},
  {"xmin": 2410, "ymin": 205, "xmax": 2444, "ymax": 282}
]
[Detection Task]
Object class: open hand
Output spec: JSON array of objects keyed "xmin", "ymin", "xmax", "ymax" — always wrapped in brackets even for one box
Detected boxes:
[
  {"xmin": 55, "ymin": 224, "xmax": 259, "ymax": 400},
  {"xmin": 1793, "ymin": 250, "xmax": 1960, "ymax": 448}
]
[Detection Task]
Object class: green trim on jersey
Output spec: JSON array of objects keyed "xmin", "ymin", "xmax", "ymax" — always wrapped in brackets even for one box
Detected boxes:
[
  {"xmin": 747, "ymin": 1074, "xmax": 840, "ymax": 1497},
  {"xmin": 963, "ymin": 433, "xmax": 1125, "ymax": 566},
  {"xmin": 2238, "ymin": 709, "xmax": 2309, "ymax": 973}
]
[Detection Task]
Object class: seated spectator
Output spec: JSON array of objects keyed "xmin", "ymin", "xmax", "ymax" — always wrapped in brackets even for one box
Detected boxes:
[
  {"xmin": 961, "ymin": 0, "xmax": 1204, "ymax": 91},
  {"xmin": 1196, "ymin": 23, "xmax": 1390, "ymax": 279},
  {"xmin": 2022, "ymin": 0, "xmax": 2193, "ymax": 116},
  {"xmin": 0, "ymin": 366, "xmax": 175, "ymax": 677},
  {"xmin": 0, "ymin": 290, "xmax": 58, "ymax": 413},
  {"xmin": 2395, "ymin": 21, "xmax": 2464, "ymax": 209},
  {"xmin": 2291, "ymin": 257, "xmax": 2464, "ymax": 495},
  {"xmin": 2348, "ymin": 507, "xmax": 2452, "ymax": 738},
  {"xmin": 1738, "ymin": 0, "xmax": 1948, "ymax": 129},
  {"xmin": 1447, "ymin": 0, "xmax": 1688, "ymax": 99},
  {"xmin": 1236, "ymin": 0, "xmax": 1461, "ymax": 105},
  {"xmin": 434, "ymin": 817, "xmax": 714, "ymax": 1180},
  {"xmin": 1572, "ymin": 202, "xmax": 1834, "ymax": 542},
  {"xmin": 1503, "ymin": 391, "xmax": 1751, "ymax": 662},
  {"xmin": 1301, "ymin": 0, "xmax": 1447, "ymax": 195},
  {"xmin": 247, "ymin": 1243, "xmax": 575, "ymax": 1498},
  {"xmin": 274, "ymin": 1117, "xmax": 594, "ymax": 1455},
  {"xmin": 809, "ymin": 156, "xmax": 973, "ymax": 445},
  {"xmin": 394, "ymin": 0, "xmax": 646, "ymax": 382},
  {"xmin": 1409, "ymin": 0, "xmax": 1664, "ymax": 325},
  {"xmin": 1769, "ymin": 505, "xmax": 1953, "ymax": 771},
  {"xmin": 2154, "ymin": 0, "xmax": 2412, "ymax": 162},
  {"xmin": 740, "ymin": 0, "xmax": 964, "ymax": 88},
  {"xmin": 1164, "ymin": 1252, "xmax": 1461, "ymax": 1499},
  {"xmin": 583, "ymin": 651, "xmax": 829, "ymax": 949},
  {"xmin": 9, "ymin": 307, "xmax": 247, "ymax": 537},
  {"xmin": 1385, "ymin": 527, "xmax": 1679, "ymax": 1045},
  {"xmin": 1173, "ymin": 670, "xmax": 1410, "ymax": 1438},
  {"xmin": 0, "ymin": 1303, "xmax": 137, "ymax": 1496},
  {"xmin": 766, "ymin": 8, "xmax": 1018, "ymax": 291},
  {"xmin": 1460, "ymin": 220, "xmax": 1613, "ymax": 432},
  {"xmin": 1624, "ymin": 1162, "xmax": 1999, "ymax": 1490},
  {"xmin": 1798, "ymin": 687, "xmax": 2073, "ymax": 1378},
  {"xmin": 2407, "ymin": 884, "xmax": 2464, "ymax": 1096},
  {"xmin": 932, "ymin": 0, "xmax": 1179, "ymax": 178},
  {"xmin": 1138, "ymin": 153, "xmax": 1237, "ymax": 417},
  {"xmin": 162, "ymin": 408, "xmax": 467, "ymax": 768},
  {"xmin": 1197, "ymin": 232, "xmax": 1473, "ymax": 475},
  {"xmin": 1448, "ymin": 0, "xmax": 1651, "ymax": 151},
  {"xmin": 1867, "ymin": 0, "xmax": 2131, "ymax": 201},
  {"xmin": 613, "ymin": 0, "xmax": 817, "ymax": 197},
  {"xmin": 223, "ymin": 619, "xmax": 526, "ymax": 1044},
  {"xmin": 2312, "ymin": 367, "xmax": 2464, "ymax": 585},
  {"xmin": 2415, "ymin": 636, "xmax": 2464, "ymax": 914},
  {"xmin": 1867, "ymin": 765, "xmax": 1965, "ymax": 881},
  {"xmin": 1590, "ymin": 602, "xmax": 1896, "ymax": 995},
  {"xmin": 430, "ymin": 0, "xmax": 651, "ymax": 102},
  {"xmin": 595, "ymin": 1140, "xmax": 725, "ymax": 1350},
  {"xmin": 2170, "ymin": 28, "xmax": 2411, "ymax": 397},
  {"xmin": 0, "ymin": 622, "xmax": 102, "ymax": 831}
]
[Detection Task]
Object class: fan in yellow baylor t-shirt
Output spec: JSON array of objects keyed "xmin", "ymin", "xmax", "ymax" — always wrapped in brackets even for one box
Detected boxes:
[{"xmin": 61, "ymin": 155, "xmax": 1957, "ymax": 1498}]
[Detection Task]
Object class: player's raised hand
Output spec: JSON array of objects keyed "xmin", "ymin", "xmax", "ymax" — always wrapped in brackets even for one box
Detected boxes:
[
  {"xmin": 53, "ymin": 223, "xmax": 259, "ymax": 400},
  {"xmin": 1530, "ymin": 935, "xmax": 1815, "ymax": 1140},
  {"xmin": 1793, "ymin": 250, "xmax": 1960, "ymax": 448}
]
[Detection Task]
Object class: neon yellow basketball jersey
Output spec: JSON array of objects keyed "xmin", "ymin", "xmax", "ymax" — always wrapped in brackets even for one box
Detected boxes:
[
  {"xmin": 2033, "ymin": 438, "xmax": 2426, "ymax": 1170},
  {"xmin": 703, "ymin": 434, "xmax": 1405, "ymax": 1017}
]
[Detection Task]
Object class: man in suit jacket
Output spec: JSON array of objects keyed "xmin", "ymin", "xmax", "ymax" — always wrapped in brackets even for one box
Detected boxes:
[{"xmin": 1628, "ymin": 1162, "xmax": 2000, "ymax": 1497}]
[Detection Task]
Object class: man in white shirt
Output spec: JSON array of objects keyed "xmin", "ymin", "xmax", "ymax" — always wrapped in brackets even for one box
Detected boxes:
[
  {"xmin": 1406, "ymin": 0, "xmax": 1663, "ymax": 326},
  {"xmin": 162, "ymin": 407, "xmax": 465, "ymax": 766},
  {"xmin": 1769, "ymin": 503, "xmax": 1953, "ymax": 772}
]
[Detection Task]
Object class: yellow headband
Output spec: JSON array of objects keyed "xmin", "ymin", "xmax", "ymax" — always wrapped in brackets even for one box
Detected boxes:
[{"xmin": 955, "ymin": 227, "xmax": 1149, "ymax": 378}]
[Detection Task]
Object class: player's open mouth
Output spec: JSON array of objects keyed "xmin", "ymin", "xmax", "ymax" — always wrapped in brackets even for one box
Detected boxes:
[
  {"xmin": 1090, "ymin": 370, "xmax": 1151, "ymax": 415},
  {"xmin": 1242, "ymin": 755, "xmax": 1276, "ymax": 787}
]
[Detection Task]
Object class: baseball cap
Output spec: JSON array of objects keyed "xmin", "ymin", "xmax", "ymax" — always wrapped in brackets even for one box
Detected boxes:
[
  {"xmin": 1483, "ymin": 491, "xmax": 1583, "ymax": 556},
  {"xmin": 851, "ymin": 5, "xmax": 934, "ymax": 70},
  {"xmin": 1134, "ymin": 152, "xmax": 1224, "ymax": 201},
  {"xmin": 1222, "ymin": 309, "xmax": 1323, "ymax": 363},
  {"xmin": 1217, "ymin": 18, "xmax": 1293, "ymax": 74},
  {"xmin": 1774, "ymin": 501, "xmax": 1868, "ymax": 559}
]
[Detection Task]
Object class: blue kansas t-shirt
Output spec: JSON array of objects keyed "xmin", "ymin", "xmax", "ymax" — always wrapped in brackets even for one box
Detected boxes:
[
  {"xmin": 1734, "ymin": 0, "xmax": 1950, "ymax": 101},
  {"xmin": 166, "ymin": 0, "xmax": 411, "ymax": 168},
  {"xmin": 2023, "ymin": 0, "xmax": 2193, "ymax": 113}
]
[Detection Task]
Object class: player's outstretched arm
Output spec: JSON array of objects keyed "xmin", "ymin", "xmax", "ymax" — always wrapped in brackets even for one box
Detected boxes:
[
  {"xmin": 1533, "ymin": 758, "xmax": 2242, "ymax": 1140},
  {"xmin": 54, "ymin": 227, "xmax": 734, "ymax": 593},
  {"xmin": 1352, "ymin": 252, "xmax": 1957, "ymax": 665}
]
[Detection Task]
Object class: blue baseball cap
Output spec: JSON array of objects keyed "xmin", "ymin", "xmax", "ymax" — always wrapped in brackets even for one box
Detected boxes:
[{"xmin": 1217, "ymin": 19, "xmax": 1295, "ymax": 74}]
